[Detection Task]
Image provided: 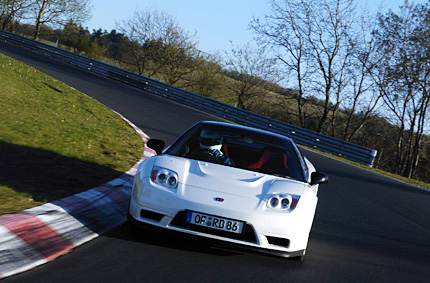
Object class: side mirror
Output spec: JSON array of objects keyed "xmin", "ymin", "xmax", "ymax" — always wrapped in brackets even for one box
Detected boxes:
[
  {"xmin": 146, "ymin": 139, "xmax": 165, "ymax": 155},
  {"xmin": 310, "ymin": 171, "xmax": 328, "ymax": 186}
]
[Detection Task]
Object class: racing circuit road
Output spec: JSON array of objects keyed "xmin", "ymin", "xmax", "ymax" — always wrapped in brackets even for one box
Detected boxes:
[{"xmin": 1, "ymin": 40, "xmax": 430, "ymax": 282}]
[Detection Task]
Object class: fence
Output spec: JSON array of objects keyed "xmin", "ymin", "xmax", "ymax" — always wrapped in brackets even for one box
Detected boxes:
[{"xmin": 0, "ymin": 29, "xmax": 377, "ymax": 167}]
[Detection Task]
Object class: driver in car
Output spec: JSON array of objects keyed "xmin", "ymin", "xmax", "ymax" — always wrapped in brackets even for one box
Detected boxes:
[{"xmin": 197, "ymin": 129, "xmax": 232, "ymax": 165}]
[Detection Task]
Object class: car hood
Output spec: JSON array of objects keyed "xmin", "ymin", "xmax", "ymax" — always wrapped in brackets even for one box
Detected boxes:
[{"xmin": 152, "ymin": 155, "xmax": 306, "ymax": 198}]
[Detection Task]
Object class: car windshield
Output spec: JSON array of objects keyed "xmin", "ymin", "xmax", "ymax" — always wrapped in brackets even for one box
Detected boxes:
[{"xmin": 166, "ymin": 123, "xmax": 305, "ymax": 182}]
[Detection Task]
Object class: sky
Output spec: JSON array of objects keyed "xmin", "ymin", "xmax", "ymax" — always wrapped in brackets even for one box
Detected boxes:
[{"xmin": 86, "ymin": 0, "xmax": 426, "ymax": 54}]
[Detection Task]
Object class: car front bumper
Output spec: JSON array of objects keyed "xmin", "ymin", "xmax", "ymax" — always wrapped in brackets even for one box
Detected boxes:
[{"xmin": 128, "ymin": 179, "xmax": 313, "ymax": 258}]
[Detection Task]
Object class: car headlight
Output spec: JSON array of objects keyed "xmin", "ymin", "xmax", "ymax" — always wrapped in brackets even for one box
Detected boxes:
[
  {"xmin": 150, "ymin": 166, "xmax": 178, "ymax": 189},
  {"xmin": 267, "ymin": 194, "xmax": 300, "ymax": 210}
]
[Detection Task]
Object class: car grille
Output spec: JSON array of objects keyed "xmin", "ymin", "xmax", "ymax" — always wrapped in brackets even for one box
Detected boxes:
[
  {"xmin": 266, "ymin": 236, "xmax": 290, "ymax": 248},
  {"xmin": 140, "ymin": 209, "xmax": 164, "ymax": 221},
  {"xmin": 170, "ymin": 211, "xmax": 257, "ymax": 244}
]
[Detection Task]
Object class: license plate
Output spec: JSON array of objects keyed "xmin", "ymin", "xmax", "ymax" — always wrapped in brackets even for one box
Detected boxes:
[{"xmin": 186, "ymin": 211, "xmax": 244, "ymax": 234}]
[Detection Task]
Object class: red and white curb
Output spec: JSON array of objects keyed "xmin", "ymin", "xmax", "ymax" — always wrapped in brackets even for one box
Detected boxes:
[{"xmin": 0, "ymin": 112, "xmax": 155, "ymax": 279}]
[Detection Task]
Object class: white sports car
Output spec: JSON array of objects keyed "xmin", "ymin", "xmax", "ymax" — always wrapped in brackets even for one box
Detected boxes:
[{"xmin": 128, "ymin": 121, "xmax": 328, "ymax": 260}]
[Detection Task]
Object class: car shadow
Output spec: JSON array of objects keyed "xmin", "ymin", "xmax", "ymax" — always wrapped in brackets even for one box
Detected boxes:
[
  {"xmin": 0, "ymin": 141, "xmax": 125, "ymax": 213},
  {"xmin": 104, "ymin": 219, "xmax": 309, "ymax": 263},
  {"xmin": 104, "ymin": 220, "xmax": 241, "ymax": 257}
]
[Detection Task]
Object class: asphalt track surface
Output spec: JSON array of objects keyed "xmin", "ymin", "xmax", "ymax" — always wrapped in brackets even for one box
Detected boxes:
[{"xmin": 1, "ymin": 41, "xmax": 430, "ymax": 282}]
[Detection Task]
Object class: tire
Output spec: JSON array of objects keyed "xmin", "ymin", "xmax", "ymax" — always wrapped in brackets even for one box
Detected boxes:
[
  {"xmin": 290, "ymin": 250, "xmax": 305, "ymax": 261},
  {"xmin": 292, "ymin": 255, "xmax": 305, "ymax": 261}
]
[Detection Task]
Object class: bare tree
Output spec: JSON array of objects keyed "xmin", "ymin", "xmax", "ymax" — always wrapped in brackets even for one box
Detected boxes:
[
  {"xmin": 117, "ymin": 8, "xmax": 175, "ymax": 76},
  {"xmin": 117, "ymin": 7, "xmax": 200, "ymax": 86},
  {"xmin": 155, "ymin": 26, "xmax": 201, "ymax": 86},
  {"xmin": 373, "ymin": 1, "xmax": 430, "ymax": 178},
  {"xmin": 341, "ymin": 9, "xmax": 386, "ymax": 141},
  {"xmin": 31, "ymin": 0, "xmax": 91, "ymax": 40},
  {"xmin": 251, "ymin": 0, "xmax": 309, "ymax": 127},
  {"xmin": 252, "ymin": 0, "xmax": 362, "ymax": 134},
  {"xmin": 224, "ymin": 42, "xmax": 279, "ymax": 110},
  {"xmin": 0, "ymin": 0, "xmax": 31, "ymax": 32}
]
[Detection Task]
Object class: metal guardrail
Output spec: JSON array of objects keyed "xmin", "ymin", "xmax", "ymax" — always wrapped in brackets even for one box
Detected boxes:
[{"xmin": 0, "ymin": 29, "xmax": 377, "ymax": 166}]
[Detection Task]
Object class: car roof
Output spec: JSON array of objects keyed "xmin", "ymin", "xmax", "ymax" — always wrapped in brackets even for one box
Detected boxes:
[{"xmin": 197, "ymin": 121, "xmax": 293, "ymax": 143}]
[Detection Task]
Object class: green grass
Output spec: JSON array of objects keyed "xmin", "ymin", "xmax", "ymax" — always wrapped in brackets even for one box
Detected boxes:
[{"xmin": 0, "ymin": 53, "xmax": 144, "ymax": 214}]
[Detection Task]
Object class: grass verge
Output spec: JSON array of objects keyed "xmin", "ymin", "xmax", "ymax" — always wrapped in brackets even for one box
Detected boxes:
[
  {"xmin": 306, "ymin": 147, "xmax": 430, "ymax": 190},
  {"xmin": 0, "ymin": 53, "xmax": 144, "ymax": 214}
]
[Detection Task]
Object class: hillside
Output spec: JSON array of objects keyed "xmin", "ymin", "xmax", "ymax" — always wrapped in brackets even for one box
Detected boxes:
[{"xmin": 0, "ymin": 53, "xmax": 144, "ymax": 214}]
